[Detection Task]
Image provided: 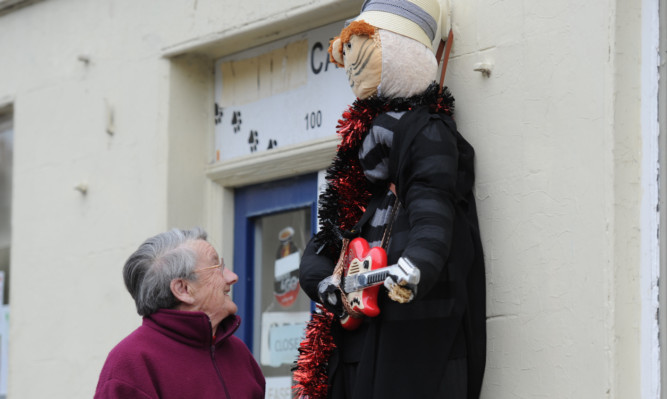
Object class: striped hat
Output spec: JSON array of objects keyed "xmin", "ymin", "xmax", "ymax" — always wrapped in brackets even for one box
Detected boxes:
[{"xmin": 354, "ymin": 0, "xmax": 444, "ymax": 50}]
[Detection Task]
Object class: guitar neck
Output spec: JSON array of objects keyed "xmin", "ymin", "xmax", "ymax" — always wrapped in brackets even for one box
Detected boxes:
[{"xmin": 343, "ymin": 265, "xmax": 399, "ymax": 293}]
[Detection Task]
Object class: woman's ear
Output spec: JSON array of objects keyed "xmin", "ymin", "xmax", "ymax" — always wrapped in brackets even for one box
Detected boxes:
[
  {"xmin": 329, "ymin": 37, "xmax": 344, "ymax": 67},
  {"xmin": 170, "ymin": 278, "xmax": 195, "ymax": 305}
]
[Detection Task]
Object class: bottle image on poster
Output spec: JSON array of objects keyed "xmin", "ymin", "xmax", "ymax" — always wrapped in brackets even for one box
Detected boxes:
[{"xmin": 273, "ymin": 227, "xmax": 301, "ymax": 308}]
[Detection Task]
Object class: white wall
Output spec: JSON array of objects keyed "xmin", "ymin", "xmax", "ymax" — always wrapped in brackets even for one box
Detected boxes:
[
  {"xmin": 445, "ymin": 0, "xmax": 633, "ymax": 397},
  {"xmin": 5, "ymin": 0, "xmax": 171, "ymax": 396},
  {"xmin": 0, "ymin": 0, "xmax": 654, "ymax": 398}
]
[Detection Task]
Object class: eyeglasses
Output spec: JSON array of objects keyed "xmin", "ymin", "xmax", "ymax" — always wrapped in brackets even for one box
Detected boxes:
[{"xmin": 194, "ymin": 260, "xmax": 225, "ymax": 273}]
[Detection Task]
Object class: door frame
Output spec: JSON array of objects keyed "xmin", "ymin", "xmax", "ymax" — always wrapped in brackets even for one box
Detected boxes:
[{"xmin": 232, "ymin": 173, "xmax": 319, "ymax": 348}]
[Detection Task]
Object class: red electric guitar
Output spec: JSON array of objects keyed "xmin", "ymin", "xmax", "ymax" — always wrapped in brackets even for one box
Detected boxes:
[{"xmin": 339, "ymin": 238, "xmax": 392, "ymax": 330}]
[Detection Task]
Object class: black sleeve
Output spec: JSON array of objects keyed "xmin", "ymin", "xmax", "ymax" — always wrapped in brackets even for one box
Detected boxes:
[
  {"xmin": 400, "ymin": 116, "xmax": 458, "ymax": 299},
  {"xmin": 299, "ymin": 237, "xmax": 336, "ymax": 303}
]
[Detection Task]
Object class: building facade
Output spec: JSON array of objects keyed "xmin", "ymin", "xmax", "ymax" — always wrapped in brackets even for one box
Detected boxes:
[{"xmin": 0, "ymin": 0, "xmax": 664, "ymax": 397}]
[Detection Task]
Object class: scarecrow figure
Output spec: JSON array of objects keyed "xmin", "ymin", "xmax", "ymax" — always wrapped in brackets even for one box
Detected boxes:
[{"xmin": 295, "ymin": 1, "xmax": 486, "ymax": 398}]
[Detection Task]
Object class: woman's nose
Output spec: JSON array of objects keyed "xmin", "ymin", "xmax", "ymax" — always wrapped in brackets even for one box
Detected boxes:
[{"xmin": 224, "ymin": 268, "xmax": 239, "ymax": 284}]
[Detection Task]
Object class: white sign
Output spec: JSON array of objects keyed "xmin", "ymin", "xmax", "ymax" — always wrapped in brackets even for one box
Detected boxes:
[
  {"xmin": 214, "ymin": 21, "xmax": 354, "ymax": 162},
  {"xmin": 260, "ymin": 311, "xmax": 310, "ymax": 367},
  {"xmin": 265, "ymin": 376, "xmax": 293, "ymax": 399}
]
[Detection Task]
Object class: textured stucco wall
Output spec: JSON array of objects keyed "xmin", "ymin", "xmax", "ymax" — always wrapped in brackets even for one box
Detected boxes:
[
  {"xmin": 449, "ymin": 3, "xmax": 603, "ymax": 396},
  {"xmin": 0, "ymin": 0, "xmax": 651, "ymax": 398},
  {"xmin": 445, "ymin": 0, "xmax": 642, "ymax": 397},
  {"xmin": 613, "ymin": 1, "xmax": 643, "ymax": 397}
]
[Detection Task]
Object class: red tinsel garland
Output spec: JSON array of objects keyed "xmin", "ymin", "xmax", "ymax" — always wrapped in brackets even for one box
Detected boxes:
[
  {"xmin": 292, "ymin": 305, "xmax": 336, "ymax": 398},
  {"xmin": 332, "ymin": 103, "xmax": 390, "ymax": 231},
  {"xmin": 313, "ymin": 97, "xmax": 392, "ymax": 260}
]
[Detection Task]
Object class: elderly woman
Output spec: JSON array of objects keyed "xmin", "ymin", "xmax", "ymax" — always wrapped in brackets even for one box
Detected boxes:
[{"xmin": 95, "ymin": 227, "xmax": 265, "ymax": 399}]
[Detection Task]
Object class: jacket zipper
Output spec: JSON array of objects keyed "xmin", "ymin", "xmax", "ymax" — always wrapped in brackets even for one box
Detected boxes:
[{"xmin": 210, "ymin": 345, "xmax": 231, "ymax": 398}]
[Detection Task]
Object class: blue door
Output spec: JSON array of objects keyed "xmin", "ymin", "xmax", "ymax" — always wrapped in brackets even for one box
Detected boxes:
[{"xmin": 233, "ymin": 173, "xmax": 318, "ymax": 394}]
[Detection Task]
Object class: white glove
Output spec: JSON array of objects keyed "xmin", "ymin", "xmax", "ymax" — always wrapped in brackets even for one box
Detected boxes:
[{"xmin": 384, "ymin": 257, "xmax": 420, "ymax": 303}]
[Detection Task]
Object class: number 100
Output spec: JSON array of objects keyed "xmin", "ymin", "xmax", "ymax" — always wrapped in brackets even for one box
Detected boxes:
[{"xmin": 305, "ymin": 111, "xmax": 322, "ymax": 130}]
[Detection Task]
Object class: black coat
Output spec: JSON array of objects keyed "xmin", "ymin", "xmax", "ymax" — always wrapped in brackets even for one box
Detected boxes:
[{"xmin": 300, "ymin": 106, "xmax": 486, "ymax": 399}]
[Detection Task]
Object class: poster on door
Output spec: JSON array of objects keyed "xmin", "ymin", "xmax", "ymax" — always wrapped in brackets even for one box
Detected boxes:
[{"xmin": 252, "ymin": 207, "xmax": 313, "ymax": 396}]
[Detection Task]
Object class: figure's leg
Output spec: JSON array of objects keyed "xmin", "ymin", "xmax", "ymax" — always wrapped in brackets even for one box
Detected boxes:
[{"xmin": 437, "ymin": 357, "xmax": 468, "ymax": 398}]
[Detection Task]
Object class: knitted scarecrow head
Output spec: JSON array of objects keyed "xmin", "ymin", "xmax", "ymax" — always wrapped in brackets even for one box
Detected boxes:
[{"xmin": 328, "ymin": 0, "xmax": 450, "ymax": 100}]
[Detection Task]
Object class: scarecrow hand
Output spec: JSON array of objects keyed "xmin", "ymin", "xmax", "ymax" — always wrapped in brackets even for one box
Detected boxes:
[
  {"xmin": 318, "ymin": 275, "xmax": 344, "ymax": 317},
  {"xmin": 384, "ymin": 257, "xmax": 420, "ymax": 303}
]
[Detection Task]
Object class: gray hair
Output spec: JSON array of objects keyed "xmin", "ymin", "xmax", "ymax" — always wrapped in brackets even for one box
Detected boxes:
[{"xmin": 123, "ymin": 227, "xmax": 208, "ymax": 316}]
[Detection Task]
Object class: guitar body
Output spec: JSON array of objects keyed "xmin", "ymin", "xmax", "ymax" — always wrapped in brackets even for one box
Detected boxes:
[{"xmin": 340, "ymin": 237, "xmax": 388, "ymax": 330}]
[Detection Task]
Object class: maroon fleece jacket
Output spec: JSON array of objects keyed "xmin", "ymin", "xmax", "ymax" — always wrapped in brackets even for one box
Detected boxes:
[{"xmin": 95, "ymin": 309, "xmax": 265, "ymax": 398}]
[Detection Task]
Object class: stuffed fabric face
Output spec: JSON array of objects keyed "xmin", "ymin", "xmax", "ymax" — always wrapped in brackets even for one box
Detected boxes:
[
  {"xmin": 329, "ymin": 21, "xmax": 382, "ymax": 100},
  {"xmin": 329, "ymin": 20, "xmax": 438, "ymax": 100}
]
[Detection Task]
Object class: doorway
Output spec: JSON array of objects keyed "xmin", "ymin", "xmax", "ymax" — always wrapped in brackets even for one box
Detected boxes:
[{"xmin": 233, "ymin": 173, "xmax": 318, "ymax": 396}]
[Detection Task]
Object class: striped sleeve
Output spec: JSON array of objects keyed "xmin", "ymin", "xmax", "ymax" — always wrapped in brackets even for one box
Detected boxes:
[
  {"xmin": 359, "ymin": 111, "xmax": 405, "ymax": 183},
  {"xmin": 400, "ymin": 116, "xmax": 458, "ymax": 298}
]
